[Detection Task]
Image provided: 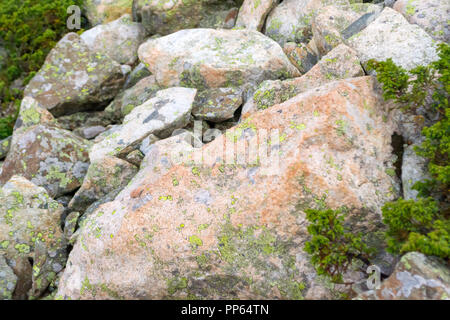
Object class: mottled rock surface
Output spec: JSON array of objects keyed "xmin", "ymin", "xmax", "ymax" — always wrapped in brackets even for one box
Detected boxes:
[
  {"xmin": 138, "ymin": 28, "xmax": 300, "ymax": 88},
  {"xmin": 0, "ymin": 125, "xmax": 91, "ymax": 198},
  {"xmin": 359, "ymin": 252, "xmax": 450, "ymax": 300},
  {"xmin": 236, "ymin": 0, "xmax": 279, "ymax": 31},
  {"xmin": 0, "ymin": 176, "xmax": 67, "ymax": 299},
  {"xmin": 24, "ymin": 33, "xmax": 126, "ymax": 117},
  {"xmin": 193, "ymin": 88, "xmax": 243, "ymax": 123},
  {"xmin": 57, "ymin": 77, "xmax": 399, "ymax": 300},
  {"xmin": 84, "ymin": 0, "xmax": 133, "ymax": 25}
]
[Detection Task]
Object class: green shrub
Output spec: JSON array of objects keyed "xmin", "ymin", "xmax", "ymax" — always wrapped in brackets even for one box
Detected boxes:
[
  {"xmin": 304, "ymin": 208, "xmax": 372, "ymax": 284},
  {"xmin": 0, "ymin": 0, "xmax": 84, "ymax": 139},
  {"xmin": 369, "ymin": 43, "xmax": 449, "ymax": 260}
]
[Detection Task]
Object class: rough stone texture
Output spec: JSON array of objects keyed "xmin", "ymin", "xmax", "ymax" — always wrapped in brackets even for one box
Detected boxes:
[
  {"xmin": 89, "ymin": 87, "xmax": 196, "ymax": 162},
  {"xmin": 283, "ymin": 42, "xmax": 318, "ymax": 74},
  {"xmin": 347, "ymin": 7, "xmax": 440, "ymax": 71},
  {"xmin": 74, "ymin": 126, "xmax": 107, "ymax": 140},
  {"xmin": 193, "ymin": 88, "xmax": 243, "ymax": 122},
  {"xmin": 0, "ymin": 137, "xmax": 11, "ymax": 161},
  {"xmin": 359, "ymin": 252, "xmax": 450, "ymax": 300},
  {"xmin": 69, "ymin": 156, "xmax": 138, "ymax": 213},
  {"xmin": 57, "ymin": 76, "xmax": 400, "ymax": 300},
  {"xmin": 64, "ymin": 212, "xmax": 80, "ymax": 245},
  {"xmin": 132, "ymin": 0, "xmax": 240, "ymax": 36},
  {"xmin": 236, "ymin": 0, "xmax": 279, "ymax": 31},
  {"xmin": 242, "ymin": 44, "xmax": 364, "ymax": 118},
  {"xmin": 104, "ymin": 75, "xmax": 161, "ymax": 122},
  {"xmin": 84, "ymin": 0, "xmax": 133, "ymax": 26},
  {"xmin": 312, "ymin": 3, "xmax": 382, "ymax": 56},
  {"xmin": 394, "ymin": 0, "xmax": 450, "ymax": 43},
  {"xmin": 0, "ymin": 255, "xmax": 17, "ymax": 300},
  {"xmin": 123, "ymin": 62, "xmax": 152, "ymax": 89},
  {"xmin": 0, "ymin": 176, "xmax": 67, "ymax": 299},
  {"xmin": 56, "ymin": 111, "xmax": 111, "ymax": 132},
  {"xmin": 81, "ymin": 14, "xmax": 147, "ymax": 65},
  {"xmin": 402, "ymin": 143, "xmax": 431, "ymax": 200},
  {"xmin": 0, "ymin": 124, "xmax": 91, "ymax": 198},
  {"xmin": 24, "ymin": 33, "xmax": 127, "ymax": 117},
  {"xmin": 138, "ymin": 28, "xmax": 300, "ymax": 89}
]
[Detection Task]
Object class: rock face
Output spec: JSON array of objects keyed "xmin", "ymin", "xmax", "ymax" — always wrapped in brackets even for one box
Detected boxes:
[
  {"xmin": 0, "ymin": 176, "xmax": 67, "ymax": 299},
  {"xmin": 347, "ymin": 7, "xmax": 439, "ymax": 71},
  {"xmin": 359, "ymin": 252, "xmax": 450, "ymax": 300},
  {"xmin": 69, "ymin": 156, "xmax": 138, "ymax": 212},
  {"xmin": 394, "ymin": 0, "xmax": 450, "ymax": 43},
  {"xmin": 402, "ymin": 143, "xmax": 430, "ymax": 200},
  {"xmin": 242, "ymin": 44, "xmax": 364, "ymax": 118},
  {"xmin": 236, "ymin": 0, "xmax": 279, "ymax": 31},
  {"xmin": 57, "ymin": 77, "xmax": 399, "ymax": 300},
  {"xmin": 312, "ymin": 3, "xmax": 382, "ymax": 56},
  {"xmin": 89, "ymin": 87, "xmax": 196, "ymax": 162},
  {"xmin": 0, "ymin": 255, "xmax": 17, "ymax": 300},
  {"xmin": 80, "ymin": 14, "xmax": 147, "ymax": 65},
  {"xmin": 84, "ymin": 0, "xmax": 133, "ymax": 26},
  {"xmin": 0, "ymin": 124, "xmax": 91, "ymax": 198},
  {"xmin": 138, "ymin": 29, "xmax": 300, "ymax": 89},
  {"xmin": 104, "ymin": 75, "xmax": 161, "ymax": 122},
  {"xmin": 132, "ymin": 0, "xmax": 240, "ymax": 36},
  {"xmin": 193, "ymin": 88, "xmax": 243, "ymax": 122},
  {"xmin": 24, "ymin": 33, "xmax": 127, "ymax": 117},
  {"xmin": 0, "ymin": 137, "xmax": 11, "ymax": 161}
]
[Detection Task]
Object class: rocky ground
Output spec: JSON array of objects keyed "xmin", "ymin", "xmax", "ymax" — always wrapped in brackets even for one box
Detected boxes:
[{"xmin": 0, "ymin": 0, "xmax": 449, "ymax": 300}]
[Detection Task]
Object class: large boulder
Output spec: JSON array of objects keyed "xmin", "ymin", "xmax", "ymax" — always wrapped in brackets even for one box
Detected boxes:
[
  {"xmin": 0, "ymin": 255, "xmax": 17, "ymax": 300},
  {"xmin": 132, "ymin": 0, "xmax": 240, "ymax": 36},
  {"xmin": 24, "ymin": 33, "xmax": 127, "ymax": 117},
  {"xmin": 0, "ymin": 124, "xmax": 91, "ymax": 198},
  {"xmin": 138, "ymin": 28, "xmax": 300, "ymax": 89},
  {"xmin": 89, "ymin": 87, "xmax": 196, "ymax": 162},
  {"xmin": 57, "ymin": 76, "xmax": 400, "ymax": 300},
  {"xmin": 242, "ymin": 44, "xmax": 364, "ymax": 118},
  {"xmin": 0, "ymin": 176, "xmax": 67, "ymax": 299},
  {"xmin": 394, "ymin": 0, "xmax": 449, "ymax": 43},
  {"xmin": 235, "ymin": 0, "xmax": 279, "ymax": 31},
  {"xmin": 69, "ymin": 156, "xmax": 138, "ymax": 212},
  {"xmin": 359, "ymin": 252, "xmax": 450, "ymax": 300},
  {"xmin": 80, "ymin": 14, "xmax": 147, "ymax": 65},
  {"xmin": 347, "ymin": 7, "xmax": 439, "ymax": 71},
  {"xmin": 84, "ymin": 0, "xmax": 134, "ymax": 26}
]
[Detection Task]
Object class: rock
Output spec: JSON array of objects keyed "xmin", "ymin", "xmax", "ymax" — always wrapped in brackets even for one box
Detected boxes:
[
  {"xmin": 0, "ymin": 255, "xmax": 17, "ymax": 300},
  {"xmin": 193, "ymin": 88, "xmax": 243, "ymax": 122},
  {"xmin": 312, "ymin": 3, "xmax": 382, "ymax": 56},
  {"xmin": 64, "ymin": 212, "xmax": 80, "ymax": 244},
  {"xmin": 200, "ymin": 7, "xmax": 240, "ymax": 29},
  {"xmin": 125, "ymin": 150, "xmax": 144, "ymax": 167},
  {"xmin": 242, "ymin": 44, "xmax": 364, "ymax": 117},
  {"xmin": 89, "ymin": 87, "xmax": 196, "ymax": 162},
  {"xmin": 347, "ymin": 7, "xmax": 440, "ymax": 71},
  {"xmin": 24, "ymin": 33, "xmax": 127, "ymax": 117},
  {"xmin": 0, "ymin": 124, "xmax": 91, "ymax": 198},
  {"xmin": 69, "ymin": 156, "xmax": 138, "ymax": 213},
  {"xmin": 138, "ymin": 28, "xmax": 300, "ymax": 89},
  {"xmin": 84, "ymin": 0, "xmax": 133, "ymax": 26},
  {"xmin": 132, "ymin": 0, "xmax": 240, "ymax": 36},
  {"xmin": 57, "ymin": 111, "xmax": 111, "ymax": 132},
  {"xmin": 394, "ymin": 0, "xmax": 449, "ymax": 43},
  {"xmin": 74, "ymin": 126, "xmax": 107, "ymax": 140},
  {"xmin": 104, "ymin": 75, "xmax": 161, "ymax": 122},
  {"xmin": 57, "ymin": 76, "xmax": 400, "ymax": 300},
  {"xmin": 12, "ymin": 97, "xmax": 56, "ymax": 143},
  {"xmin": 80, "ymin": 14, "xmax": 146, "ymax": 65},
  {"xmin": 123, "ymin": 62, "xmax": 152, "ymax": 89},
  {"xmin": 264, "ymin": 0, "xmax": 324, "ymax": 46},
  {"xmin": 358, "ymin": 252, "xmax": 450, "ymax": 300},
  {"xmin": 0, "ymin": 176, "xmax": 67, "ymax": 299},
  {"xmin": 139, "ymin": 134, "xmax": 160, "ymax": 156},
  {"xmin": 283, "ymin": 42, "xmax": 318, "ymax": 74},
  {"xmin": 236, "ymin": 0, "xmax": 279, "ymax": 31},
  {"xmin": 0, "ymin": 136, "xmax": 11, "ymax": 161},
  {"xmin": 402, "ymin": 143, "xmax": 430, "ymax": 200}
]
